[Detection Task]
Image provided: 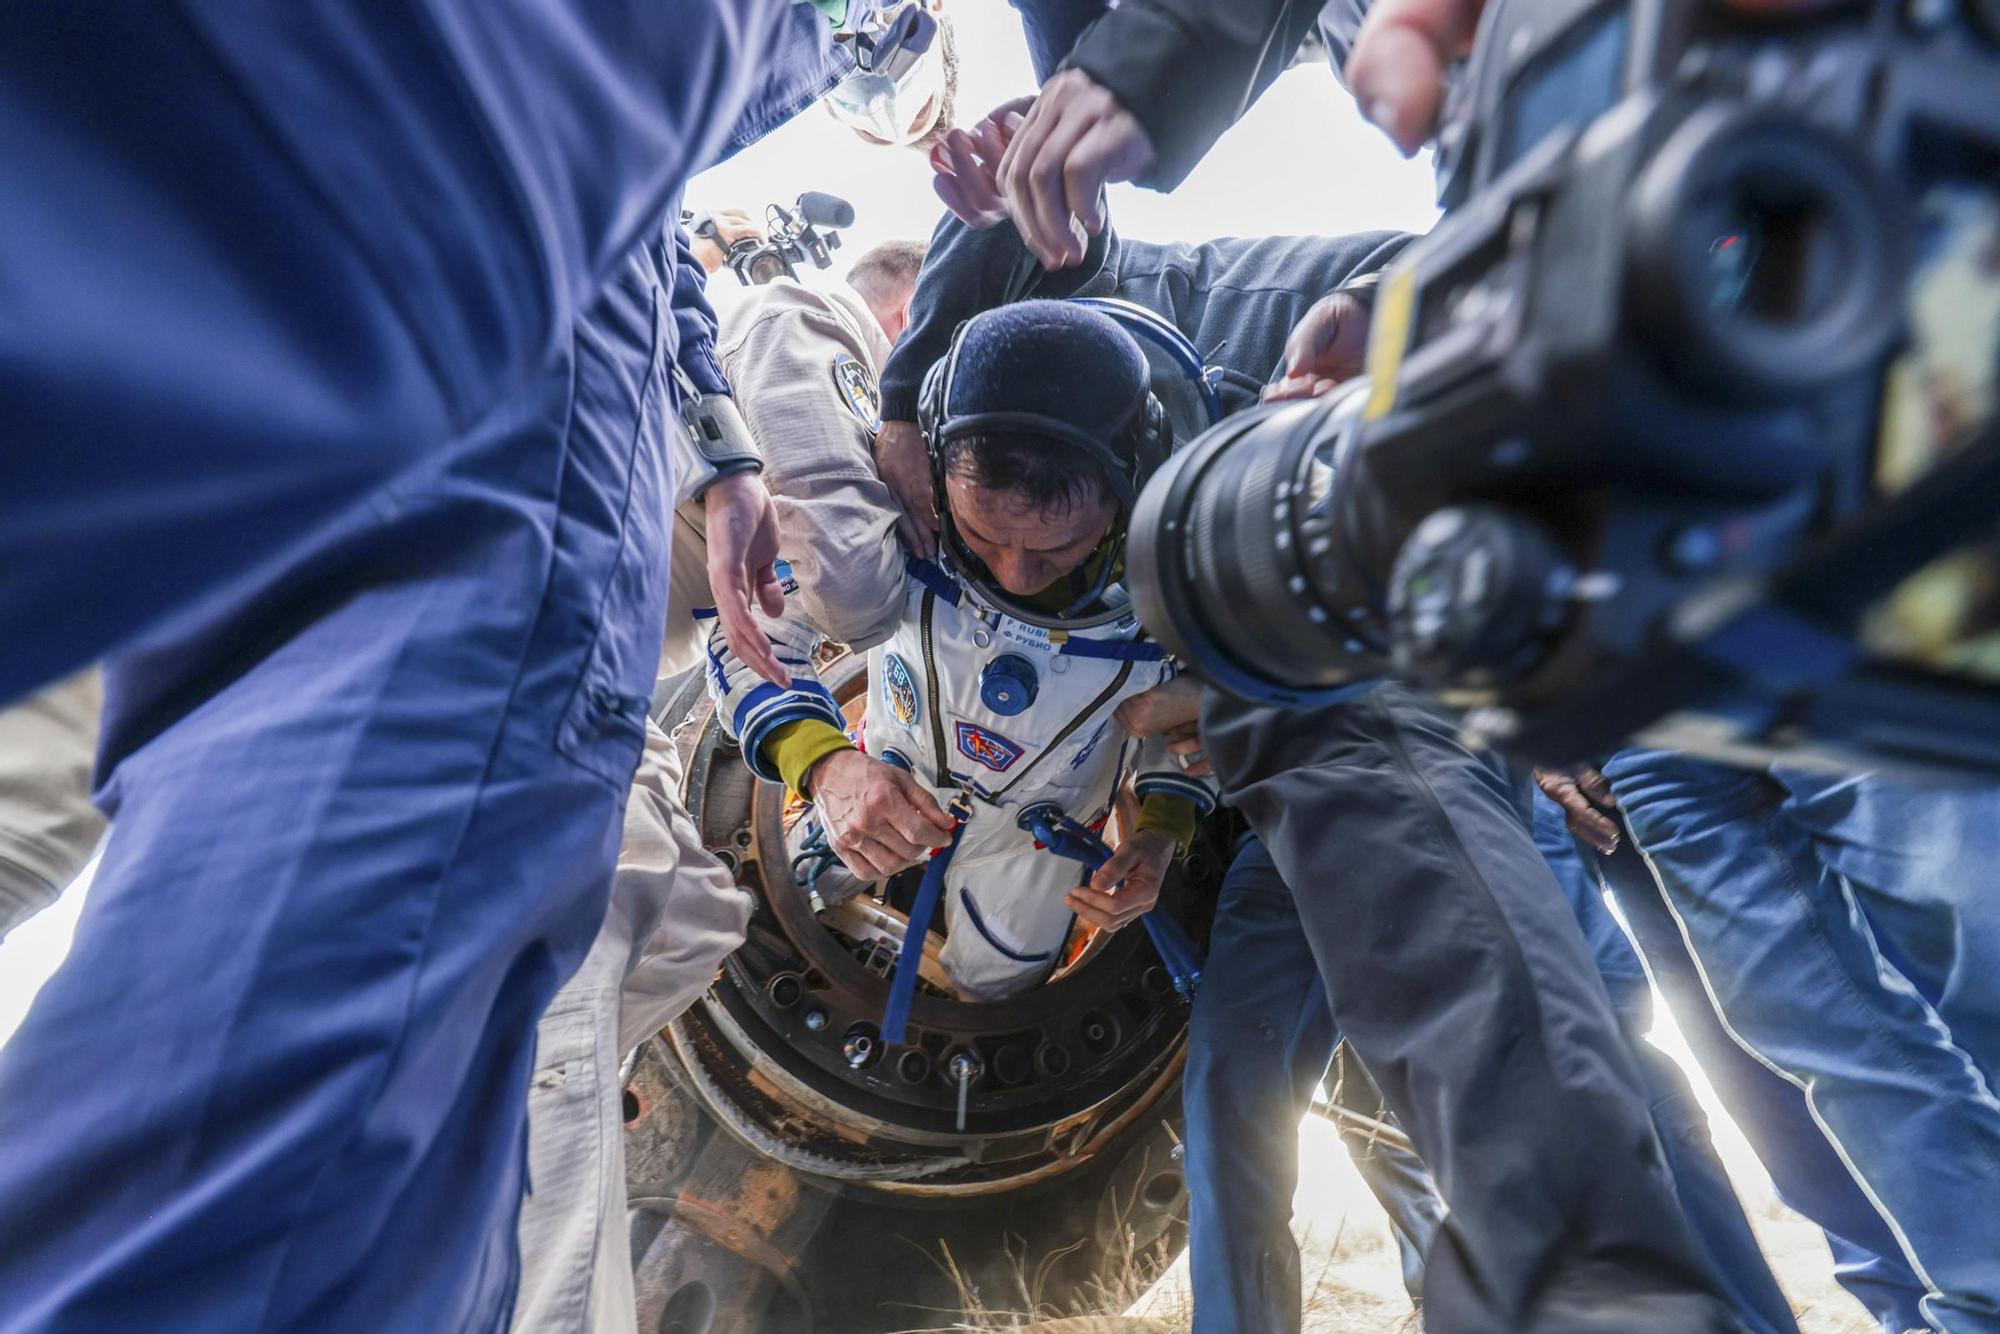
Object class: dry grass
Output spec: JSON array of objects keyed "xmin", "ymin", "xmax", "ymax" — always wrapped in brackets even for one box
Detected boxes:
[
  {"xmin": 885, "ymin": 1224, "xmax": 1187, "ymax": 1333},
  {"xmin": 921, "ymin": 1110, "xmax": 1878, "ymax": 1333}
]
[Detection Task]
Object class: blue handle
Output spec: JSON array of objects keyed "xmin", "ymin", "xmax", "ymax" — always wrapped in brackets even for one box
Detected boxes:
[
  {"xmin": 881, "ymin": 806, "xmax": 969, "ymax": 1046},
  {"xmin": 1022, "ymin": 806, "xmax": 1204, "ymax": 1000}
]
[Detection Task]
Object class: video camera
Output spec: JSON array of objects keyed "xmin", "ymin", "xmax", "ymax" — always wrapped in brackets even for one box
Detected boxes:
[
  {"xmin": 686, "ymin": 191, "xmax": 856, "ymax": 286},
  {"xmin": 1130, "ymin": 0, "xmax": 2000, "ymax": 776}
]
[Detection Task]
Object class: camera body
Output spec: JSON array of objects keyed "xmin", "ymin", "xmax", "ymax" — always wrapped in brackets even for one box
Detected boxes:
[
  {"xmin": 1132, "ymin": 0, "xmax": 2000, "ymax": 775},
  {"xmin": 689, "ymin": 191, "xmax": 854, "ymax": 286}
]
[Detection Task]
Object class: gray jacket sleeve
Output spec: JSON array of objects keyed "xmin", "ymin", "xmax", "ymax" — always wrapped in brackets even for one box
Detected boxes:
[{"xmin": 1061, "ymin": 0, "xmax": 1327, "ymax": 190}]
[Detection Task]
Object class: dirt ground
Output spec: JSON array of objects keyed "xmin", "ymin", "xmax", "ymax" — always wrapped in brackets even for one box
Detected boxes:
[
  {"xmin": 1103, "ymin": 1114, "xmax": 1880, "ymax": 1333},
  {"xmin": 1000, "ymin": 1041, "xmax": 1883, "ymax": 1334}
]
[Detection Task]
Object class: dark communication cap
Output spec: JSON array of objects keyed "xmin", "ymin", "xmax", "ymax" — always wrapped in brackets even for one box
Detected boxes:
[{"xmin": 920, "ymin": 300, "xmax": 1161, "ymax": 507}]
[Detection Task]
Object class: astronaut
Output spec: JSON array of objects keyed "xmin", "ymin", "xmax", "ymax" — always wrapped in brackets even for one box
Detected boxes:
[{"xmin": 708, "ymin": 300, "xmax": 1216, "ymax": 1000}]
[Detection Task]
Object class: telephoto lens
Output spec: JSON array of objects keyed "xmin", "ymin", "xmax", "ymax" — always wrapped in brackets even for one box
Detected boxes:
[{"xmin": 1127, "ymin": 384, "xmax": 1404, "ymax": 706}]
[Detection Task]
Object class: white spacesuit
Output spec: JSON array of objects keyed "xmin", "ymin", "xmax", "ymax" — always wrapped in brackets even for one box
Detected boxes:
[
  {"xmin": 707, "ymin": 298, "xmax": 1222, "ymax": 1000},
  {"xmin": 710, "ymin": 548, "xmax": 1213, "ymax": 998}
]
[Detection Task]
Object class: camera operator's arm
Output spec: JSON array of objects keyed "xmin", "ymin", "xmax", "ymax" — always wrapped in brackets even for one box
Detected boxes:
[
  {"xmin": 687, "ymin": 208, "xmax": 765, "ymax": 276},
  {"xmin": 1342, "ymin": 0, "xmax": 1830, "ymax": 153}
]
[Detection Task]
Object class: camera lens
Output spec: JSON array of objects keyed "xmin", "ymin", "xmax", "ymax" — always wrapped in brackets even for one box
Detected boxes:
[
  {"xmin": 1127, "ymin": 388, "xmax": 1391, "ymax": 705},
  {"xmin": 1387, "ymin": 505, "xmax": 1575, "ymax": 686},
  {"xmin": 1629, "ymin": 105, "xmax": 1904, "ymax": 402}
]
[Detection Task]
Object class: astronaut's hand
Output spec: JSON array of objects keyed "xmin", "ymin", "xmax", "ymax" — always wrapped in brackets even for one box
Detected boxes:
[
  {"xmin": 806, "ymin": 748, "xmax": 957, "ymax": 880},
  {"xmin": 1263, "ymin": 292, "xmax": 1374, "ymax": 403},
  {"xmin": 1533, "ymin": 763, "xmax": 1621, "ymax": 856},
  {"xmin": 1067, "ymin": 828, "xmax": 1174, "ymax": 932},
  {"xmin": 931, "ymin": 98, "xmax": 1032, "ymax": 229},
  {"xmin": 997, "ymin": 70, "xmax": 1157, "ymax": 270},
  {"xmin": 704, "ymin": 473, "xmax": 790, "ymax": 688},
  {"xmin": 873, "ymin": 420, "xmax": 939, "ymax": 559}
]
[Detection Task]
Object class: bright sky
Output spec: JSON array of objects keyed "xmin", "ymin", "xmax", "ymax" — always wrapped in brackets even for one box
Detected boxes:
[
  {"xmin": 0, "ymin": 7, "xmax": 1440, "ymax": 1045},
  {"xmin": 687, "ymin": 4, "xmax": 1440, "ymax": 304}
]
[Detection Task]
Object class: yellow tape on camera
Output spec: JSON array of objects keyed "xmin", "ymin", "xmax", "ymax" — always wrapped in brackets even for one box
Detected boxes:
[{"xmin": 1363, "ymin": 267, "xmax": 1417, "ymax": 423}]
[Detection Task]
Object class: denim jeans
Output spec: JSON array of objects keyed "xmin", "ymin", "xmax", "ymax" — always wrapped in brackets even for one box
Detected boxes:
[
  {"xmin": 1604, "ymin": 750, "xmax": 2000, "ymax": 1333},
  {"xmin": 1585, "ymin": 812, "xmax": 1932, "ymax": 1334}
]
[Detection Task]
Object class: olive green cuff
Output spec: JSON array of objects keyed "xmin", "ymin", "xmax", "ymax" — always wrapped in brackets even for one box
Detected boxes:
[
  {"xmin": 1136, "ymin": 792, "xmax": 1199, "ymax": 858},
  {"xmin": 765, "ymin": 719, "xmax": 857, "ymax": 795}
]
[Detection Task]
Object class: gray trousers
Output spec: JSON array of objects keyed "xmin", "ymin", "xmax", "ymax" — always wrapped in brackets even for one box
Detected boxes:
[
  {"xmin": 0, "ymin": 670, "xmax": 105, "ymax": 939},
  {"xmin": 1201, "ymin": 683, "xmax": 1742, "ymax": 1333},
  {"xmin": 512, "ymin": 720, "xmax": 751, "ymax": 1334}
]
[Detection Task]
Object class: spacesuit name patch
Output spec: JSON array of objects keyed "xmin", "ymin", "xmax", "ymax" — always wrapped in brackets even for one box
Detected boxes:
[{"xmin": 954, "ymin": 721, "xmax": 1023, "ymax": 772}]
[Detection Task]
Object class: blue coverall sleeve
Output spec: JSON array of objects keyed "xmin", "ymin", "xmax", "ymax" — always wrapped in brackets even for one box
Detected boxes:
[
  {"xmin": 705, "ymin": 609, "xmax": 844, "ymax": 786},
  {"xmin": 668, "ymin": 220, "xmax": 733, "ymax": 401},
  {"xmin": 0, "ymin": 2, "xmax": 798, "ymax": 706}
]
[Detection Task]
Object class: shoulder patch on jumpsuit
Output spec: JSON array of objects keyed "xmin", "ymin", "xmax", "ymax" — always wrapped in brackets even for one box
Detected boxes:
[{"xmin": 831, "ymin": 352, "xmax": 883, "ymax": 432}]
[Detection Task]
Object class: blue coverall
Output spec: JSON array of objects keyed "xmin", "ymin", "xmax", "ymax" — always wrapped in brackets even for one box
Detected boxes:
[
  {"xmin": 1200, "ymin": 686, "xmax": 1741, "ymax": 1330},
  {"xmin": 0, "ymin": 4, "xmax": 837, "ymax": 1329},
  {"xmin": 1530, "ymin": 799, "xmax": 1800, "ymax": 1334},
  {"xmin": 1603, "ymin": 751, "xmax": 2000, "ymax": 1333},
  {"xmin": 1585, "ymin": 806, "xmax": 1934, "ymax": 1334},
  {"xmin": 0, "ymin": 2, "xmax": 806, "ymax": 706},
  {"xmin": 1185, "ymin": 836, "xmax": 1445, "ymax": 1330}
]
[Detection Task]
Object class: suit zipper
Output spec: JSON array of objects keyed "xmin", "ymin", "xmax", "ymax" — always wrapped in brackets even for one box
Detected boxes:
[
  {"xmin": 920, "ymin": 589, "xmax": 952, "ymax": 787},
  {"xmin": 992, "ymin": 660, "xmax": 1133, "ymax": 801}
]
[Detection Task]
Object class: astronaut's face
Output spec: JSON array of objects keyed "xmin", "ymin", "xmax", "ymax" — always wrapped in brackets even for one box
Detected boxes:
[{"xmin": 945, "ymin": 475, "xmax": 1117, "ymax": 598}]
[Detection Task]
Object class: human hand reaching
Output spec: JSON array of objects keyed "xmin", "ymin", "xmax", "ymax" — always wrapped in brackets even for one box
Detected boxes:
[
  {"xmin": 1066, "ymin": 827, "xmax": 1175, "ymax": 931},
  {"xmin": 1263, "ymin": 291, "xmax": 1374, "ymax": 404},
  {"xmin": 930, "ymin": 97, "xmax": 1033, "ymax": 229},
  {"xmin": 873, "ymin": 419, "xmax": 939, "ymax": 559},
  {"xmin": 703, "ymin": 473, "xmax": 789, "ymax": 687},
  {"xmin": 1533, "ymin": 763, "xmax": 1621, "ymax": 856},
  {"xmin": 995, "ymin": 71, "xmax": 1156, "ymax": 270}
]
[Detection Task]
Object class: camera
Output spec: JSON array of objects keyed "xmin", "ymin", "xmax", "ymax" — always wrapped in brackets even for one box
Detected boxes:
[
  {"xmin": 687, "ymin": 191, "xmax": 856, "ymax": 286},
  {"xmin": 1130, "ymin": 0, "xmax": 2000, "ymax": 774}
]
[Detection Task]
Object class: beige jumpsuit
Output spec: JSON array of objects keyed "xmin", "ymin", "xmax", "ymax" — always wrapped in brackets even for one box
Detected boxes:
[
  {"xmin": 0, "ymin": 670, "xmax": 106, "ymax": 941},
  {"xmin": 514, "ymin": 278, "xmax": 901, "ymax": 1331}
]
